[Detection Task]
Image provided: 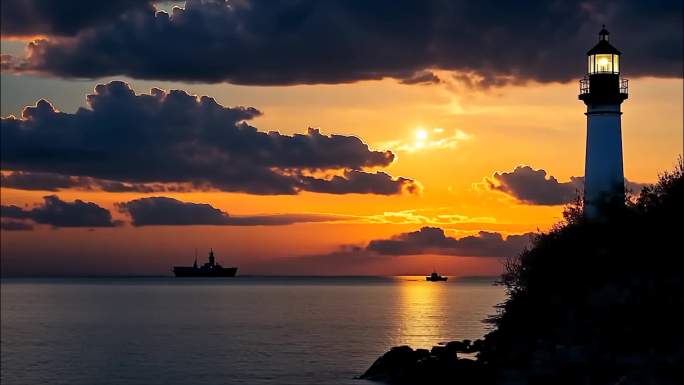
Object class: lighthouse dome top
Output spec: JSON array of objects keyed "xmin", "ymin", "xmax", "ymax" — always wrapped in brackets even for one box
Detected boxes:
[{"xmin": 587, "ymin": 26, "xmax": 621, "ymax": 55}]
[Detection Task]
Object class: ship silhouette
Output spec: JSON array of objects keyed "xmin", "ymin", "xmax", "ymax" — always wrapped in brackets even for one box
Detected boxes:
[
  {"xmin": 426, "ymin": 270, "xmax": 448, "ymax": 282},
  {"xmin": 173, "ymin": 249, "xmax": 237, "ymax": 277}
]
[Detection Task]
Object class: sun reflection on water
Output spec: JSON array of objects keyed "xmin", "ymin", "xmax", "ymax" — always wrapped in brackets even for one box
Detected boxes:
[{"xmin": 394, "ymin": 276, "xmax": 450, "ymax": 349}]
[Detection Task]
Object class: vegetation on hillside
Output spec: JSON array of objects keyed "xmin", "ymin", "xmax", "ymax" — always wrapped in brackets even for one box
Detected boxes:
[{"xmin": 482, "ymin": 157, "xmax": 684, "ymax": 384}]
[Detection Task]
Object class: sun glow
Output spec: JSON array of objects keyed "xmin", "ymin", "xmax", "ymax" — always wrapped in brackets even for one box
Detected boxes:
[
  {"xmin": 386, "ymin": 127, "xmax": 471, "ymax": 153},
  {"xmin": 416, "ymin": 128, "xmax": 428, "ymax": 141}
]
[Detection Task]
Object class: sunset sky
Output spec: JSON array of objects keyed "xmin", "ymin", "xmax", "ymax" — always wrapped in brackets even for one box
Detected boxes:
[{"xmin": 1, "ymin": 1, "xmax": 682, "ymax": 276}]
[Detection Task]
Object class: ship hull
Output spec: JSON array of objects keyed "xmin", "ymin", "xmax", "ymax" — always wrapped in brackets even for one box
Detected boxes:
[{"xmin": 173, "ymin": 267, "xmax": 238, "ymax": 277}]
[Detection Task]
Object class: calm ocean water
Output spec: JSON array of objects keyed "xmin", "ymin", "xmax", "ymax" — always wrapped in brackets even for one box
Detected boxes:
[{"xmin": 1, "ymin": 276, "xmax": 505, "ymax": 385}]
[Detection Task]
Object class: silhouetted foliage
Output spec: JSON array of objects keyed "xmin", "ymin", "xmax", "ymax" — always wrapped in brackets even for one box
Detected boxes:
[{"xmin": 485, "ymin": 157, "xmax": 684, "ymax": 384}]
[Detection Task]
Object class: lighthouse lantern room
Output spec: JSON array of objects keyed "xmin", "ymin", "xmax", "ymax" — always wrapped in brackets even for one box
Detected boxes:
[{"xmin": 587, "ymin": 27, "xmax": 620, "ymax": 74}]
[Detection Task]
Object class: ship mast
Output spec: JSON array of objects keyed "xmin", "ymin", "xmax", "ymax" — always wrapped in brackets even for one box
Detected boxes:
[{"xmin": 208, "ymin": 248, "xmax": 215, "ymax": 267}]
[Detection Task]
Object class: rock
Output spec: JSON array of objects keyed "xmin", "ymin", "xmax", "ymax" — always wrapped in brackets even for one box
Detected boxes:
[
  {"xmin": 470, "ymin": 339, "xmax": 485, "ymax": 353},
  {"xmin": 430, "ymin": 345, "xmax": 447, "ymax": 356},
  {"xmin": 361, "ymin": 343, "xmax": 490, "ymax": 384},
  {"xmin": 360, "ymin": 346, "xmax": 419, "ymax": 383},
  {"xmin": 446, "ymin": 340, "xmax": 470, "ymax": 353}
]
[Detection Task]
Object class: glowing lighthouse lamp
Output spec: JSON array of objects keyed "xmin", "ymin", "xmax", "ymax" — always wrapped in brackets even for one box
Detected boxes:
[{"xmin": 579, "ymin": 26, "xmax": 628, "ymax": 218}]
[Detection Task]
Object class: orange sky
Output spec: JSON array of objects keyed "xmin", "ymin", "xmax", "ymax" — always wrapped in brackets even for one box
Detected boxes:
[{"xmin": 1, "ymin": 58, "xmax": 682, "ymax": 276}]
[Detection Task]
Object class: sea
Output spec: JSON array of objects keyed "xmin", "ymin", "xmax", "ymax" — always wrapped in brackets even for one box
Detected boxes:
[{"xmin": 1, "ymin": 276, "xmax": 506, "ymax": 385}]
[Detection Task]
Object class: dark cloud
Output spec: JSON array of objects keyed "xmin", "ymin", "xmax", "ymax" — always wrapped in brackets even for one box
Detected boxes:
[
  {"xmin": 1, "ymin": 81, "xmax": 416, "ymax": 195},
  {"xmin": 117, "ymin": 197, "xmax": 233, "ymax": 226},
  {"xmin": 367, "ymin": 226, "xmax": 533, "ymax": 257},
  {"xmin": 399, "ymin": 71, "xmax": 442, "ymax": 85},
  {"xmin": 1, "ymin": 195, "xmax": 118, "ymax": 228},
  {"xmin": 486, "ymin": 166, "xmax": 647, "ymax": 205},
  {"xmin": 302, "ymin": 170, "xmax": 420, "ymax": 195},
  {"xmin": 1, "ymin": 171, "xmax": 182, "ymax": 193},
  {"xmin": 2, "ymin": 0, "xmax": 681, "ymax": 85},
  {"xmin": 117, "ymin": 196, "xmax": 346, "ymax": 226},
  {"xmin": 89, "ymin": 179, "xmax": 176, "ymax": 193},
  {"xmin": 487, "ymin": 166, "xmax": 580, "ymax": 205},
  {"xmin": 0, "ymin": 0, "xmax": 153, "ymax": 37},
  {"xmin": 1, "ymin": 171, "xmax": 77, "ymax": 191}
]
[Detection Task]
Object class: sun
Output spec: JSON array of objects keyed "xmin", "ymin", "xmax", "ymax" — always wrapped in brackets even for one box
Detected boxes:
[{"xmin": 415, "ymin": 129, "xmax": 428, "ymax": 141}]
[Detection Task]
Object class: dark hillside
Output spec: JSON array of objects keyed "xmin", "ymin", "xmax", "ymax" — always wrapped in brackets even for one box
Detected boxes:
[{"xmin": 362, "ymin": 158, "xmax": 684, "ymax": 384}]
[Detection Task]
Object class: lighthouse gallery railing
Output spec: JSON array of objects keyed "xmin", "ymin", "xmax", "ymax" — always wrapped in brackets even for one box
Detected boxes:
[{"xmin": 579, "ymin": 77, "xmax": 629, "ymax": 95}]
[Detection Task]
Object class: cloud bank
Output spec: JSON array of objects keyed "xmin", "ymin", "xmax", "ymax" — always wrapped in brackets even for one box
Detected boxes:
[
  {"xmin": 0, "ymin": 171, "xmax": 176, "ymax": 193},
  {"xmin": 485, "ymin": 165, "xmax": 647, "ymax": 205},
  {"xmin": 292, "ymin": 226, "xmax": 533, "ymax": 263},
  {"xmin": 3, "ymin": 0, "xmax": 681, "ymax": 85},
  {"xmin": 367, "ymin": 227, "xmax": 532, "ymax": 257},
  {"xmin": 117, "ymin": 196, "xmax": 348, "ymax": 226},
  {"xmin": 268, "ymin": 226, "xmax": 532, "ymax": 275},
  {"xmin": 487, "ymin": 166, "xmax": 581, "ymax": 205},
  {"xmin": 1, "ymin": 195, "xmax": 118, "ymax": 228},
  {"xmin": 0, "ymin": 81, "xmax": 417, "ymax": 195},
  {"xmin": 0, "ymin": 195, "xmax": 353, "ymax": 229}
]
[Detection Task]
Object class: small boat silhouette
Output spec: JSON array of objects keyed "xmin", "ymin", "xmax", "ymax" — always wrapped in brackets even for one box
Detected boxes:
[{"xmin": 426, "ymin": 270, "xmax": 448, "ymax": 282}]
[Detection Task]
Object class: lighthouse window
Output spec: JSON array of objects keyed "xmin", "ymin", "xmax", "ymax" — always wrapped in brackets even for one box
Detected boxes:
[{"xmin": 591, "ymin": 54, "xmax": 617, "ymax": 74}]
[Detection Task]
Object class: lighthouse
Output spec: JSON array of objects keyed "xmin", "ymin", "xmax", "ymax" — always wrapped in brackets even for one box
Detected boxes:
[{"xmin": 579, "ymin": 26, "xmax": 628, "ymax": 218}]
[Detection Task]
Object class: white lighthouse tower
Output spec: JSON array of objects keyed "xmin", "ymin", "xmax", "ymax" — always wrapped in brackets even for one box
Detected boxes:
[{"xmin": 579, "ymin": 26, "xmax": 628, "ymax": 218}]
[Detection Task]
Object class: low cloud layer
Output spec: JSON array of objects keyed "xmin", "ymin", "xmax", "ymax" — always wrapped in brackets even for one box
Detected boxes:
[
  {"xmin": 269, "ymin": 226, "xmax": 532, "ymax": 275},
  {"xmin": 301, "ymin": 170, "xmax": 419, "ymax": 195},
  {"xmin": 117, "ymin": 196, "xmax": 348, "ymax": 226},
  {"xmin": 293, "ymin": 226, "xmax": 533, "ymax": 263},
  {"xmin": 367, "ymin": 227, "xmax": 533, "ymax": 257},
  {"xmin": 0, "ymin": 195, "xmax": 353, "ymax": 230},
  {"xmin": 1, "ymin": 81, "xmax": 417, "ymax": 195},
  {"xmin": 3, "ymin": 0, "xmax": 681, "ymax": 85},
  {"xmin": 1, "ymin": 195, "xmax": 118, "ymax": 228},
  {"xmin": 0, "ymin": 171, "xmax": 174, "ymax": 193},
  {"xmin": 486, "ymin": 166, "xmax": 647, "ymax": 205}
]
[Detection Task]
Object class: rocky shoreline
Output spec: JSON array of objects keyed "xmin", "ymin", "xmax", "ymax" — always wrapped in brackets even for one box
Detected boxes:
[
  {"xmin": 360, "ymin": 340, "xmax": 487, "ymax": 384},
  {"xmin": 360, "ymin": 338, "xmax": 683, "ymax": 385}
]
